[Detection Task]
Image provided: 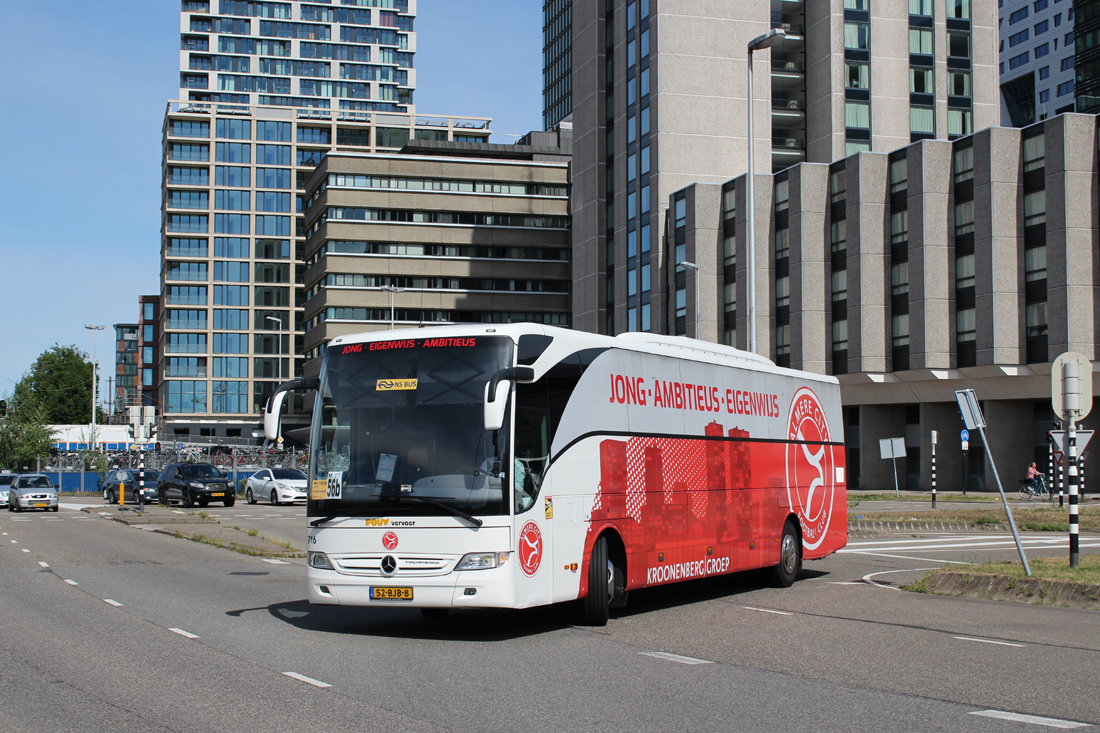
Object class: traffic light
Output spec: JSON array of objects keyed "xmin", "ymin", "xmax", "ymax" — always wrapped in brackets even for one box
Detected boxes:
[{"xmin": 154, "ymin": 441, "xmax": 162, "ymax": 453}]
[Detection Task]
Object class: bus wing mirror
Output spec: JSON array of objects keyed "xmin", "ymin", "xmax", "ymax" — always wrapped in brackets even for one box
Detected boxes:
[
  {"xmin": 483, "ymin": 367, "xmax": 534, "ymax": 432},
  {"xmin": 484, "ymin": 381, "xmax": 511, "ymax": 432},
  {"xmin": 263, "ymin": 378, "xmax": 320, "ymax": 441}
]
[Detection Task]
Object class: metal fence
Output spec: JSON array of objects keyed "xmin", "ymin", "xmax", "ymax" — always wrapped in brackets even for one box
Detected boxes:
[{"xmin": 36, "ymin": 449, "xmax": 308, "ymax": 494}]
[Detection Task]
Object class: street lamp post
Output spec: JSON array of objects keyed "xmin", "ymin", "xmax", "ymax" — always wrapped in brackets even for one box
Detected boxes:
[
  {"xmin": 380, "ymin": 284, "xmax": 405, "ymax": 330},
  {"xmin": 84, "ymin": 324, "xmax": 105, "ymax": 451},
  {"xmin": 678, "ymin": 261, "xmax": 700, "ymax": 340},
  {"xmin": 746, "ymin": 28, "xmax": 787, "ymax": 355}
]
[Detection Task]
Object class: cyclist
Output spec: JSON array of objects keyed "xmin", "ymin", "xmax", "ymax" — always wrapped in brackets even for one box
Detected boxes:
[{"xmin": 1026, "ymin": 462, "xmax": 1045, "ymax": 495}]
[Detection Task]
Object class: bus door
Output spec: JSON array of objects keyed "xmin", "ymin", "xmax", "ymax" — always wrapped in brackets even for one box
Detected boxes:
[{"xmin": 511, "ymin": 382, "xmax": 555, "ymax": 608}]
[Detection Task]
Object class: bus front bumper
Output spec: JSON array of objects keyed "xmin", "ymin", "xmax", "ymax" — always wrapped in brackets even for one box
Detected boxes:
[{"xmin": 306, "ymin": 566, "xmax": 514, "ymax": 609}]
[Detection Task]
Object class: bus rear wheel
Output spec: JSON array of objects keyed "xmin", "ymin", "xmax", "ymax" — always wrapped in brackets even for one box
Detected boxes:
[
  {"xmin": 771, "ymin": 520, "xmax": 802, "ymax": 588},
  {"xmin": 582, "ymin": 536, "xmax": 613, "ymax": 626}
]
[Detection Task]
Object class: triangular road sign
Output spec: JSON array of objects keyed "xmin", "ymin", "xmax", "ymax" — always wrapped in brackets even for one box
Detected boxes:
[{"xmin": 1048, "ymin": 430, "xmax": 1094, "ymax": 455}]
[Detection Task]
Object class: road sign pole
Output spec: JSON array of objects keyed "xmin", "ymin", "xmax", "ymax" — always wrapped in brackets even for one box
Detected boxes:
[
  {"xmin": 1069, "ymin": 418, "xmax": 1080, "ymax": 568},
  {"xmin": 931, "ymin": 431, "xmax": 937, "ymax": 509},
  {"xmin": 137, "ymin": 428, "xmax": 145, "ymax": 512}
]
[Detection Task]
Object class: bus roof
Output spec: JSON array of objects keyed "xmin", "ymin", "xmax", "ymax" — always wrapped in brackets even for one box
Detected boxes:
[{"xmin": 328, "ymin": 324, "xmax": 839, "ymax": 386}]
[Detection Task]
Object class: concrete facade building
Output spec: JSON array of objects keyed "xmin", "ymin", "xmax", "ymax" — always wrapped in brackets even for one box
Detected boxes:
[
  {"xmin": 569, "ymin": 0, "xmax": 999, "ymax": 339},
  {"xmin": 298, "ymin": 133, "xmax": 573, "ymax": 373},
  {"xmin": 673, "ymin": 112, "xmax": 1100, "ymax": 491},
  {"xmin": 999, "ymin": 0, "xmax": 1077, "ymax": 125},
  {"xmin": 160, "ymin": 1, "xmax": 493, "ymax": 444}
]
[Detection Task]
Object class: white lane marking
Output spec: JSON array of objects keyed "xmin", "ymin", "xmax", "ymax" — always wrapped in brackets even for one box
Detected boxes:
[
  {"xmin": 969, "ymin": 710, "xmax": 1091, "ymax": 728},
  {"xmin": 262, "ymin": 558, "xmax": 289, "ymax": 565},
  {"xmin": 639, "ymin": 651, "xmax": 714, "ymax": 665},
  {"xmin": 843, "ymin": 538, "xmax": 1066, "ymax": 554},
  {"xmin": 827, "ymin": 581, "xmax": 866, "ymax": 585},
  {"xmin": 742, "ymin": 606, "xmax": 794, "ymax": 616},
  {"xmin": 953, "ymin": 636, "xmax": 1025, "ymax": 648},
  {"xmin": 9, "ymin": 540, "xmax": 17, "ymax": 543},
  {"xmin": 103, "ymin": 599, "xmax": 124, "ymax": 607},
  {"xmin": 21, "ymin": 549, "xmax": 30, "ymax": 553},
  {"xmin": 862, "ymin": 567, "xmax": 940, "ymax": 589},
  {"xmin": 169, "ymin": 628, "xmax": 199, "ymax": 639},
  {"xmin": 283, "ymin": 671, "xmax": 333, "ymax": 687},
  {"xmin": 852, "ymin": 552, "xmax": 971, "ymax": 565},
  {"xmin": 64, "ymin": 579, "xmax": 78, "ymax": 586},
  {"xmin": 1, "ymin": 532, "xmax": 6, "ymax": 535},
  {"xmin": 38, "ymin": 562, "xmax": 49, "ymax": 568}
]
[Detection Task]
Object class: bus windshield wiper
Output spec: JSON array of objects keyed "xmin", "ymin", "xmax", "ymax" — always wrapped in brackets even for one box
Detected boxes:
[
  {"xmin": 405, "ymin": 497, "xmax": 483, "ymax": 527},
  {"xmin": 309, "ymin": 516, "xmax": 337, "ymax": 527}
]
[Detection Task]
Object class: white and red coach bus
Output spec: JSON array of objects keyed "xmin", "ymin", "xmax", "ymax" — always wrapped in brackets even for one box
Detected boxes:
[{"xmin": 264, "ymin": 324, "xmax": 847, "ymax": 625}]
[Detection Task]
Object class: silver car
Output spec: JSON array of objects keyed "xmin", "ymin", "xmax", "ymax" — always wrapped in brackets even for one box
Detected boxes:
[
  {"xmin": 245, "ymin": 468, "xmax": 308, "ymax": 505},
  {"xmin": 0, "ymin": 473, "xmax": 13, "ymax": 507},
  {"xmin": 8, "ymin": 474, "xmax": 59, "ymax": 512}
]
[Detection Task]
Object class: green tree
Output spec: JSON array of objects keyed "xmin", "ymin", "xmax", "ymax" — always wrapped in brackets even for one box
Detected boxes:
[
  {"xmin": 18, "ymin": 344, "xmax": 97, "ymax": 424},
  {"xmin": 0, "ymin": 396, "xmax": 54, "ymax": 471}
]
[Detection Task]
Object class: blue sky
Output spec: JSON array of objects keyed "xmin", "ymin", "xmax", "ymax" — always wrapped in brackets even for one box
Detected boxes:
[{"xmin": 0, "ymin": 0, "xmax": 542, "ymax": 396}]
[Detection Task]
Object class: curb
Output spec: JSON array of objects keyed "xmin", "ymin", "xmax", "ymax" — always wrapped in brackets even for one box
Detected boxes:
[{"xmin": 924, "ymin": 571, "xmax": 1100, "ymax": 609}]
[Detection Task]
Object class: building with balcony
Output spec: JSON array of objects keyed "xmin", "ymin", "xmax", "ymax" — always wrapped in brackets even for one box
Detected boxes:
[
  {"xmin": 160, "ymin": 0, "xmax": 493, "ymax": 444},
  {"xmin": 112, "ymin": 324, "xmax": 139, "ymax": 419},
  {"xmin": 298, "ymin": 128, "xmax": 573, "ymax": 378},
  {"xmin": 569, "ymin": 0, "xmax": 999, "ymax": 337}
]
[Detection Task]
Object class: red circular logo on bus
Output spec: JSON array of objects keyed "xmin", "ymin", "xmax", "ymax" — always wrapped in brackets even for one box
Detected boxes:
[
  {"xmin": 382, "ymin": 531, "xmax": 399, "ymax": 550},
  {"xmin": 785, "ymin": 387, "xmax": 836, "ymax": 552},
  {"xmin": 518, "ymin": 521, "xmax": 542, "ymax": 576}
]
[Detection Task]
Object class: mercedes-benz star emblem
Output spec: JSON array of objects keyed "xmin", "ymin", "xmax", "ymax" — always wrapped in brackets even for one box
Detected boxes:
[{"xmin": 381, "ymin": 555, "xmax": 398, "ymax": 576}]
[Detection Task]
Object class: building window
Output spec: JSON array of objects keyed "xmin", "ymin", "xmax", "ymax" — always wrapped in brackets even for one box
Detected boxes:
[
  {"xmin": 846, "ymin": 61, "xmax": 869, "ymax": 89},
  {"xmin": 949, "ymin": 0, "xmax": 971, "ymax": 19},
  {"xmin": 1057, "ymin": 80, "xmax": 1074, "ymax": 96},
  {"xmin": 948, "ymin": 108, "xmax": 972, "ymax": 137},
  {"xmin": 1009, "ymin": 52, "xmax": 1030, "ymax": 69},
  {"xmin": 844, "ymin": 23, "xmax": 869, "ymax": 50},
  {"xmin": 910, "ymin": 28, "xmax": 933, "ymax": 55},
  {"xmin": 909, "ymin": 0, "xmax": 932, "ymax": 16},
  {"xmin": 845, "ymin": 101, "xmax": 870, "ymax": 129},
  {"xmin": 910, "ymin": 106, "xmax": 935, "ymax": 134}
]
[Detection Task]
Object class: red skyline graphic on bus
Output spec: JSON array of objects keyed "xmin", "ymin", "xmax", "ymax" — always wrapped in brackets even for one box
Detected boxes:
[{"xmin": 589, "ymin": 389, "xmax": 845, "ymax": 590}]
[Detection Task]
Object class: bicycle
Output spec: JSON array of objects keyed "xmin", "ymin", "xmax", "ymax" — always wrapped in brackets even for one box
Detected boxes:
[{"xmin": 1018, "ymin": 475, "xmax": 1050, "ymax": 500}]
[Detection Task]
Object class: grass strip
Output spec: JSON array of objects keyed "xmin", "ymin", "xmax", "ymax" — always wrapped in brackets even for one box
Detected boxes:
[{"xmin": 850, "ymin": 506, "xmax": 1100, "ymax": 531}]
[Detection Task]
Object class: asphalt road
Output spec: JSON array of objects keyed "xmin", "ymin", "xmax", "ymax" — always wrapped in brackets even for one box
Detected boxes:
[{"xmin": 2, "ymin": 502, "xmax": 1098, "ymax": 732}]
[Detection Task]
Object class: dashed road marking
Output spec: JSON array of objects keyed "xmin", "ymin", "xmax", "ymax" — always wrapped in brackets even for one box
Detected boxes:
[
  {"xmin": 639, "ymin": 651, "xmax": 714, "ymax": 665},
  {"xmin": 826, "ymin": 581, "xmax": 865, "ymax": 585},
  {"xmin": 953, "ymin": 636, "xmax": 1025, "ymax": 648},
  {"xmin": 21, "ymin": 549, "xmax": 29, "ymax": 553},
  {"xmin": 38, "ymin": 562, "xmax": 49, "ymax": 568},
  {"xmin": 742, "ymin": 606, "xmax": 793, "ymax": 616},
  {"xmin": 969, "ymin": 710, "xmax": 1090, "ymax": 728},
  {"xmin": 283, "ymin": 671, "xmax": 332, "ymax": 687},
  {"xmin": 169, "ymin": 628, "xmax": 199, "ymax": 639},
  {"xmin": 64, "ymin": 579, "xmax": 78, "ymax": 586},
  {"xmin": 10, "ymin": 539, "xmax": 17, "ymax": 543},
  {"xmin": 262, "ymin": 558, "xmax": 289, "ymax": 565},
  {"xmin": 103, "ymin": 599, "xmax": 124, "ymax": 607}
]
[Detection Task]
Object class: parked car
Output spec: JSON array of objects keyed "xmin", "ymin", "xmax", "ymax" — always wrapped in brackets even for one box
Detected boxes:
[
  {"xmin": 102, "ymin": 469, "xmax": 161, "ymax": 505},
  {"xmin": 245, "ymin": 468, "xmax": 308, "ymax": 505},
  {"xmin": 157, "ymin": 463, "xmax": 235, "ymax": 508},
  {"xmin": 0, "ymin": 472, "xmax": 14, "ymax": 507},
  {"xmin": 8, "ymin": 474, "xmax": 58, "ymax": 512}
]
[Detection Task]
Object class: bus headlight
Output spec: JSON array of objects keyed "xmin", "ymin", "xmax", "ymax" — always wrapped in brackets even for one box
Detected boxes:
[
  {"xmin": 308, "ymin": 552, "xmax": 333, "ymax": 570},
  {"xmin": 455, "ymin": 552, "xmax": 510, "ymax": 571}
]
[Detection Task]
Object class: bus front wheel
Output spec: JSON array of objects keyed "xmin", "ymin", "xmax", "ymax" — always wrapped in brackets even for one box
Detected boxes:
[
  {"xmin": 771, "ymin": 520, "xmax": 802, "ymax": 588},
  {"xmin": 582, "ymin": 536, "xmax": 613, "ymax": 626}
]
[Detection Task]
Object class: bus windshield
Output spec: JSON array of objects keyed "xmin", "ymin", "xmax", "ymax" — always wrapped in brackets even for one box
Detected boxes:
[{"xmin": 308, "ymin": 335, "xmax": 514, "ymax": 519}]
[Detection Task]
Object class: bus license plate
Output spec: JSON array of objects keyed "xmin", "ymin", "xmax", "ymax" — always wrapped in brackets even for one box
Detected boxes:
[
  {"xmin": 211, "ymin": 493, "xmax": 225, "ymax": 497},
  {"xmin": 370, "ymin": 587, "xmax": 413, "ymax": 600}
]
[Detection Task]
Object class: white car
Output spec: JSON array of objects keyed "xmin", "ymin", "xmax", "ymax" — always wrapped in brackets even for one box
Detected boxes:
[{"xmin": 245, "ymin": 468, "xmax": 308, "ymax": 505}]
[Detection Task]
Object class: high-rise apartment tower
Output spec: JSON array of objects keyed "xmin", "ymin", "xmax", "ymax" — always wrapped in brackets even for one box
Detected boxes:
[
  {"xmin": 161, "ymin": 1, "xmax": 494, "ymax": 444},
  {"xmin": 566, "ymin": 0, "xmax": 998, "ymax": 337}
]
